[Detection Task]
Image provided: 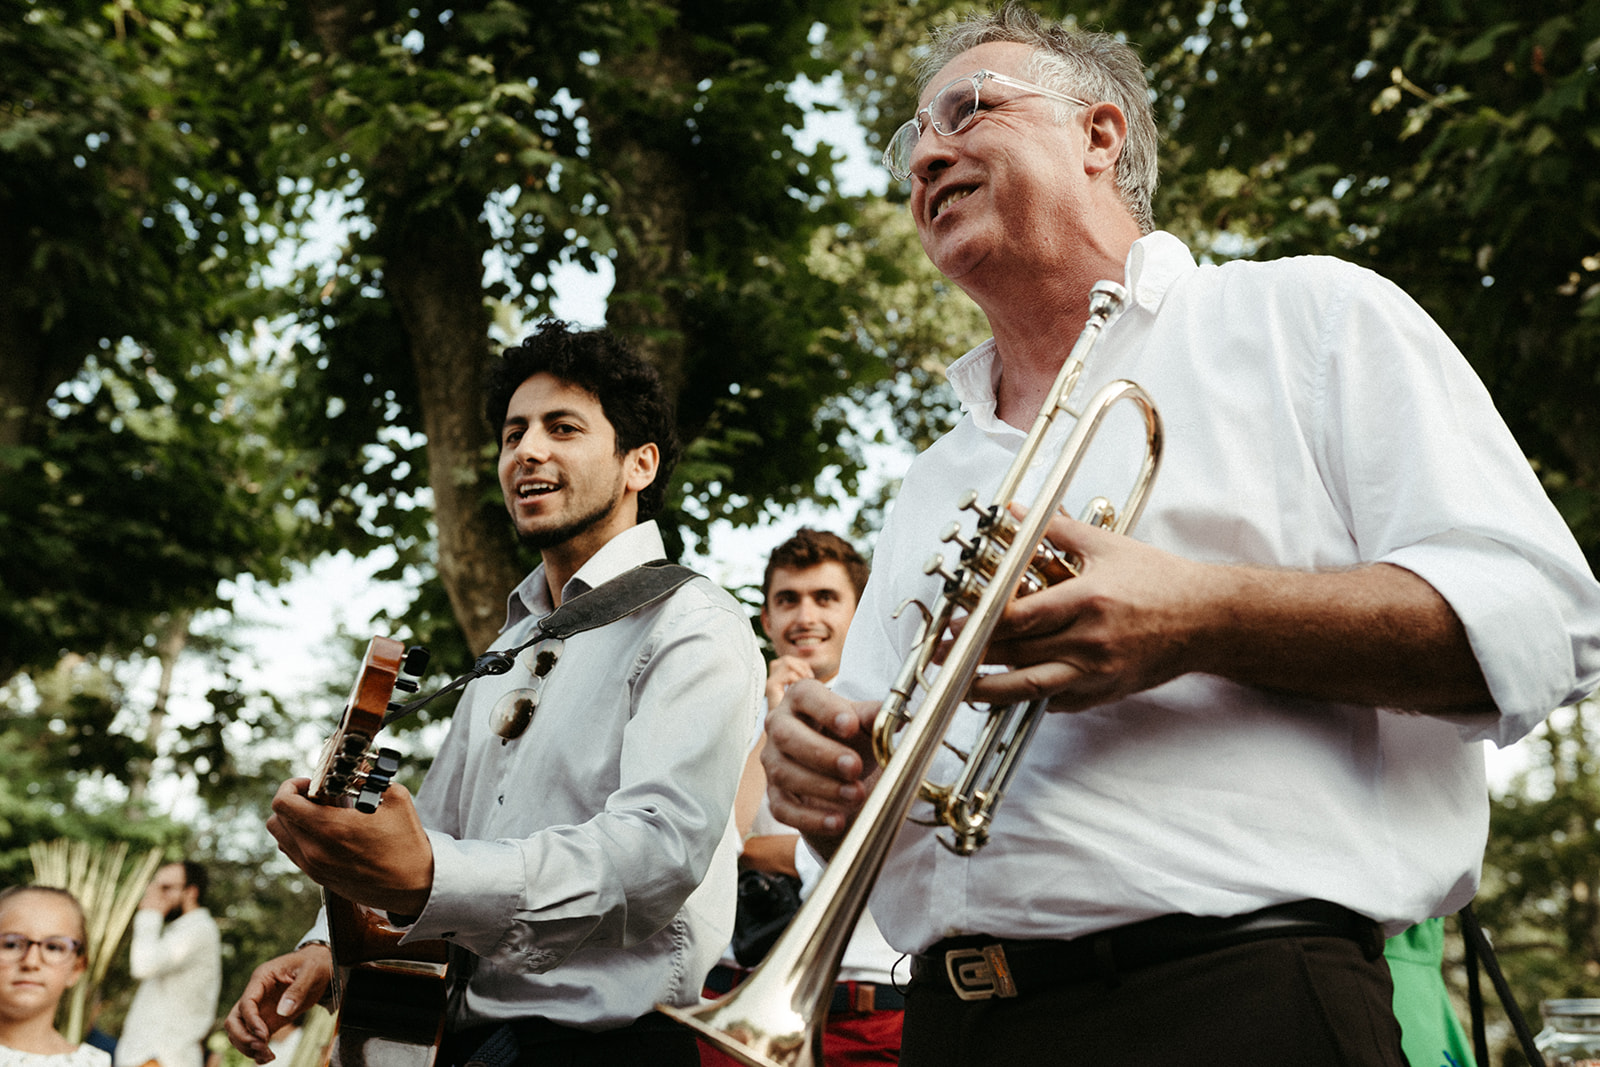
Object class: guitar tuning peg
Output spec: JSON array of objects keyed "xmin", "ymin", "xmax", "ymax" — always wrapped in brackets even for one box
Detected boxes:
[
  {"xmin": 355, "ymin": 748, "xmax": 403, "ymax": 813},
  {"xmin": 393, "ymin": 646, "xmax": 432, "ymax": 693}
]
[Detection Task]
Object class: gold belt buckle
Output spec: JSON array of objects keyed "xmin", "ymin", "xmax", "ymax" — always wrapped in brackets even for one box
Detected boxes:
[{"xmin": 944, "ymin": 944, "xmax": 1018, "ymax": 1001}]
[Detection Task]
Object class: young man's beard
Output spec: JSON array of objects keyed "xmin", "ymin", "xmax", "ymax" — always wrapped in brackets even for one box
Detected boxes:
[{"xmin": 515, "ymin": 490, "xmax": 623, "ymax": 552}]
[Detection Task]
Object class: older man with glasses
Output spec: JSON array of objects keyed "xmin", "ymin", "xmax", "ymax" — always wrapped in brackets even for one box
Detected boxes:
[{"xmin": 761, "ymin": 4, "xmax": 1600, "ymax": 1066}]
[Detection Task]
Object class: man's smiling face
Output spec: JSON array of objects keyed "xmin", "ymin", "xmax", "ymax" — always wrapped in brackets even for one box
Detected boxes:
[
  {"xmin": 907, "ymin": 41, "xmax": 1091, "ymax": 285},
  {"xmin": 760, "ymin": 561, "xmax": 860, "ymax": 685},
  {"xmin": 498, "ymin": 372, "xmax": 639, "ymax": 558}
]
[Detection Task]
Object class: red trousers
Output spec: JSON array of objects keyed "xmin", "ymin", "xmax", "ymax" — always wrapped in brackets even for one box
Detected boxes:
[{"xmin": 697, "ymin": 1008, "xmax": 903, "ymax": 1066}]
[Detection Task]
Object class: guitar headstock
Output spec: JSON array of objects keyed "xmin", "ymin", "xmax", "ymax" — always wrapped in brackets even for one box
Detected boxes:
[{"xmin": 309, "ymin": 636, "xmax": 430, "ymax": 812}]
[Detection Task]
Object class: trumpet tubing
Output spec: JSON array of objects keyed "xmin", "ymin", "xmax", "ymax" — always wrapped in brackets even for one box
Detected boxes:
[{"xmin": 660, "ymin": 280, "xmax": 1163, "ymax": 1067}]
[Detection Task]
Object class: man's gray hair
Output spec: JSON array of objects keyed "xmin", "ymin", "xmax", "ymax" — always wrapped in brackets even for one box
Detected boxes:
[{"xmin": 916, "ymin": 1, "xmax": 1158, "ymax": 233}]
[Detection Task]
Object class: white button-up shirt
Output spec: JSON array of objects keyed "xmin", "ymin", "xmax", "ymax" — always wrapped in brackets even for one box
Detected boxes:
[
  {"xmin": 115, "ymin": 908, "xmax": 221, "ymax": 1067},
  {"xmin": 838, "ymin": 232, "xmax": 1600, "ymax": 951}
]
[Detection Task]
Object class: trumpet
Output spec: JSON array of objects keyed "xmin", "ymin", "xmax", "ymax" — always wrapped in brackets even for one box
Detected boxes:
[{"xmin": 660, "ymin": 280, "xmax": 1163, "ymax": 1067}]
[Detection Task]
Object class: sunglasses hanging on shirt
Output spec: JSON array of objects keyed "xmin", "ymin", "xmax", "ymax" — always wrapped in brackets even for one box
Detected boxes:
[{"xmin": 489, "ymin": 638, "xmax": 564, "ymax": 743}]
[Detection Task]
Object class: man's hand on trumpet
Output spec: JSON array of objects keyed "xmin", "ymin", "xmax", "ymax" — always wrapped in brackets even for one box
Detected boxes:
[
  {"xmin": 959, "ymin": 509, "xmax": 1217, "ymax": 714},
  {"xmin": 761, "ymin": 679, "xmax": 880, "ymax": 861},
  {"xmin": 764, "ymin": 503, "xmax": 1493, "ymax": 863},
  {"xmin": 966, "ymin": 508, "xmax": 1492, "ymax": 715}
]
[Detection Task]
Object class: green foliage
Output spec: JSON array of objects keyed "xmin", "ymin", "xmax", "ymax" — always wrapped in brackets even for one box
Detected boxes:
[
  {"xmin": 0, "ymin": 670, "xmax": 185, "ymax": 888},
  {"xmin": 0, "ymin": 349, "xmax": 309, "ymax": 679},
  {"xmin": 0, "ymin": 0, "xmax": 316, "ymax": 679},
  {"xmin": 0, "ymin": 0, "xmax": 273, "ymax": 387},
  {"xmin": 832, "ymin": 0, "xmax": 1600, "ymax": 568}
]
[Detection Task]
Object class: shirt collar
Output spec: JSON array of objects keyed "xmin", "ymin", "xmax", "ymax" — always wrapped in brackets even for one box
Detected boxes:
[
  {"xmin": 943, "ymin": 230, "xmax": 1198, "ymax": 420},
  {"xmin": 1123, "ymin": 230, "xmax": 1194, "ymax": 315},
  {"xmin": 503, "ymin": 520, "xmax": 668, "ymax": 631}
]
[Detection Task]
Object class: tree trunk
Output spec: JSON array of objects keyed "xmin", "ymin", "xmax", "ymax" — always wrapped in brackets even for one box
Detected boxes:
[
  {"xmin": 304, "ymin": 0, "xmax": 524, "ymax": 654},
  {"xmin": 588, "ymin": 40, "xmax": 696, "ymax": 407},
  {"xmin": 0, "ymin": 211, "xmax": 79, "ymax": 451},
  {"xmin": 381, "ymin": 213, "xmax": 525, "ymax": 654},
  {"xmin": 126, "ymin": 610, "xmax": 191, "ymax": 816}
]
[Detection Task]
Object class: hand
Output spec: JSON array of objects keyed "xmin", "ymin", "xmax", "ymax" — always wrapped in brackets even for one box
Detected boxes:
[
  {"xmin": 266, "ymin": 778, "xmax": 435, "ymax": 916},
  {"xmin": 960, "ymin": 510, "xmax": 1216, "ymax": 713},
  {"xmin": 764, "ymin": 655, "xmax": 816, "ymax": 709},
  {"xmin": 138, "ymin": 878, "xmax": 168, "ymax": 912},
  {"xmin": 760, "ymin": 679, "xmax": 879, "ymax": 860},
  {"xmin": 224, "ymin": 944, "xmax": 331, "ymax": 1063}
]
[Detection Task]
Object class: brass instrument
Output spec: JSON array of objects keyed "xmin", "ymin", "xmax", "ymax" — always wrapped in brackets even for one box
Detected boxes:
[{"xmin": 660, "ymin": 281, "xmax": 1163, "ymax": 1067}]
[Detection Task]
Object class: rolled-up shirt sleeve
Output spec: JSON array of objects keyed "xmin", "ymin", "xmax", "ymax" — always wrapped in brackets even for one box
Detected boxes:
[{"xmin": 1313, "ymin": 265, "xmax": 1600, "ymax": 744}]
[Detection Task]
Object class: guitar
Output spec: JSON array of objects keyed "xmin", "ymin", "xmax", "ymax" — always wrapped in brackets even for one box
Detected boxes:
[{"xmin": 308, "ymin": 636, "xmax": 449, "ymax": 1067}]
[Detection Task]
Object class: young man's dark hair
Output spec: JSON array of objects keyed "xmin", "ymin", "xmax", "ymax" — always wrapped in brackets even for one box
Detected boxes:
[
  {"xmin": 761, "ymin": 527, "xmax": 870, "ymax": 603},
  {"xmin": 181, "ymin": 861, "xmax": 209, "ymax": 907},
  {"xmin": 485, "ymin": 320, "xmax": 682, "ymax": 520}
]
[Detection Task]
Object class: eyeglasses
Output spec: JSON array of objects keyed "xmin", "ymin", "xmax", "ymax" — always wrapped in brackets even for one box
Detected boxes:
[
  {"xmin": 0, "ymin": 934, "xmax": 84, "ymax": 966},
  {"xmin": 883, "ymin": 69, "xmax": 1091, "ymax": 181},
  {"xmin": 489, "ymin": 637, "xmax": 564, "ymax": 743}
]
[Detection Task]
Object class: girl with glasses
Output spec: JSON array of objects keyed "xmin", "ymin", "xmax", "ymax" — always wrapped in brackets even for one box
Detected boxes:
[{"xmin": 0, "ymin": 886, "xmax": 109, "ymax": 1067}]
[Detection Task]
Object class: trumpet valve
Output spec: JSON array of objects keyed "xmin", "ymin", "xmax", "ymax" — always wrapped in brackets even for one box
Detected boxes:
[
  {"xmin": 983, "ymin": 500, "xmax": 1018, "ymax": 541},
  {"xmin": 1079, "ymin": 495, "xmax": 1117, "ymax": 529},
  {"xmin": 923, "ymin": 553, "xmax": 962, "ymax": 587},
  {"xmin": 940, "ymin": 521, "xmax": 974, "ymax": 555},
  {"xmin": 1027, "ymin": 542, "xmax": 1083, "ymax": 588}
]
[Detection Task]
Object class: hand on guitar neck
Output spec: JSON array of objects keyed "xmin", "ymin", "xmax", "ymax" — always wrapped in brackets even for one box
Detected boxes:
[
  {"xmin": 229, "ymin": 639, "xmax": 448, "ymax": 1066},
  {"xmin": 267, "ymin": 776, "xmax": 435, "ymax": 918}
]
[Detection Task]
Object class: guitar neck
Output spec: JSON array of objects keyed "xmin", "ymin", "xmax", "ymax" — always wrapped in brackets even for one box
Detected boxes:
[
  {"xmin": 310, "ymin": 636, "xmax": 423, "ymax": 809},
  {"xmin": 312, "ymin": 637, "xmax": 449, "ymax": 1067}
]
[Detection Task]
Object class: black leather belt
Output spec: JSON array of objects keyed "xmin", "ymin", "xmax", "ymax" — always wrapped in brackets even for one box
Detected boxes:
[
  {"xmin": 910, "ymin": 899, "xmax": 1385, "ymax": 1001},
  {"xmin": 705, "ymin": 964, "xmax": 906, "ymax": 1012}
]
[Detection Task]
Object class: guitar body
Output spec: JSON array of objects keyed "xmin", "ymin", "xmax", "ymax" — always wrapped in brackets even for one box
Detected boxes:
[{"xmin": 310, "ymin": 637, "xmax": 449, "ymax": 1067}]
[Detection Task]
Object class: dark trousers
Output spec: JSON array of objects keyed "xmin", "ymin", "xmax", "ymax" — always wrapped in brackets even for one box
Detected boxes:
[
  {"xmin": 900, "ymin": 935, "xmax": 1407, "ymax": 1067},
  {"xmin": 440, "ymin": 1011, "xmax": 700, "ymax": 1067}
]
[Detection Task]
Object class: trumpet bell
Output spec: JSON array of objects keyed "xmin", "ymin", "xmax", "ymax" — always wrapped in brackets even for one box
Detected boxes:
[{"xmin": 658, "ymin": 985, "xmax": 817, "ymax": 1067}]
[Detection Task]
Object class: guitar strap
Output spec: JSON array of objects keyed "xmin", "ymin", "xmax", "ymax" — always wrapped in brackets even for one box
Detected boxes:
[
  {"xmin": 534, "ymin": 559, "xmax": 703, "ymax": 640},
  {"xmin": 382, "ymin": 560, "xmax": 701, "ymax": 727}
]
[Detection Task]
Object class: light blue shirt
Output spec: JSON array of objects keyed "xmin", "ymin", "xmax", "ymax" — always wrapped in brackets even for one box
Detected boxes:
[{"xmin": 404, "ymin": 521, "xmax": 763, "ymax": 1029}]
